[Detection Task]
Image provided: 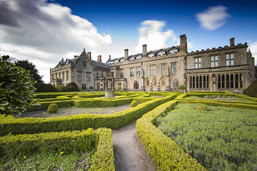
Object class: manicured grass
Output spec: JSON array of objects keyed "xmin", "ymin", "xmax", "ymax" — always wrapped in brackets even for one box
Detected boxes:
[
  {"xmin": 1, "ymin": 150, "xmax": 95, "ymax": 171},
  {"xmin": 185, "ymin": 95, "xmax": 256, "ymax": 102},
  {"xmin": 156, "ymin": 103, "xmax": 257, "ymax": 170}
]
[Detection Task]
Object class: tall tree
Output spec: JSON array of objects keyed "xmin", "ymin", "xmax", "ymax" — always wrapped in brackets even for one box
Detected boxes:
[{"xmin": 15, "ymin": 60, "xmax": 43, "ymax": 85}]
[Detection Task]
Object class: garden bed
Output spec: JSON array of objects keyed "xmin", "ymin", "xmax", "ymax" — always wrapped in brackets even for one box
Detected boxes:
[
  {"xmin": 156, "ymin": 103, "xmax": 257, "ymax": 170},
  {"xmin": 18, "ymin": 104, "xmax": 131, "ymax": 118}
]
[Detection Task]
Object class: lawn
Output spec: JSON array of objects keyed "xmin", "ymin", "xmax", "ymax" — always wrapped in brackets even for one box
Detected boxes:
[
  {"xmin": 184, "ymin": 95, "xmax": 256, "ymax": 102},
  {"xmin": 1, "ymin": 150, "xmax": 95, "ymax": 171},
  {"xmin": 156, "ymin": 103, "xmax": 257, "ymax": 170}
]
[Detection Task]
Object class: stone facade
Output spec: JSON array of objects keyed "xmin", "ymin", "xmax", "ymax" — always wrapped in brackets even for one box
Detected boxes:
[
  {"xmin": 50, "ymin": 49, "xmax": 109, "ymax": 90},
  {"xmin": 107, "ymin": 35, "xmax": 256, "ymax": 93}
]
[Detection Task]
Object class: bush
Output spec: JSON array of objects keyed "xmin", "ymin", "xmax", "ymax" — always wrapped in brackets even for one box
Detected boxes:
[
  {"xmin": 196, "ymin": 105, "xmax": 207, "ymax": 111},
  {"xmin": 0, "ymin": 55, "xmax": 37, "ymax": 116},
  {"xmin": 63, "ymin": 82, "xmax": 79, "ymax": 92},
  {"xmin": 243, "ymin": 80, "xmax": 257, "ymax": 97},
  {"xmin": 47, "ymin": 103, "xmax": 58, "ymax": 113},
  {"xmin": 178, "ymin": 85, "xmax": 187, "ymax": 91},
  {"xmin": 117, "ymin": 86, "xmax": 122, "ymax": 91},
  {"xmin": 36, "ymin": 83, "xmax": 58, "ymax": 92},
  {"xmin": 131, "ymin": 100, "xmax": 138, "ymax": 107},
  {"xmin": 89, "ymin": 86, "xmax": 94, "ymax": 90},
  {"xmin": 56, "ymin": 85, "xmax": 65, "ymax": 92}
]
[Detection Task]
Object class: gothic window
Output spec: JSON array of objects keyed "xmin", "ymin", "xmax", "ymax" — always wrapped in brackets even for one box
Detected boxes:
[
  {"xmin": 153, "ymin": 78, "xmax": 157, "ymax": 87},
  {"xmin": 222, "ymin": 74, "xmax": 225, "ymax": 88},
  {"xmin": 218, "ymin": 75, "xmax": 221, "ymax": 88},
  {"xmin": 147, "ymin": 79, "xmax": 149, "ymax": 86},
  {"xmin": 226, "ymin": 74, "xmax": 229, "ymax": 88},
  {"xmin": 173, "ymin": 79, "xmax": 179, "ymax": 88},
  {"xmin": 230, "ymin": 74, "xmax": 234, "ymax": 88},
  {"xmin": 161, "ymin": 78, "xmax": 165, "ymax": 87},
  {"xmin": 211, "ymin": 55, "xmax": 219, "ymax": 67},
  {"xmin": 194, "ymin": 57, "xmax": 202, "ymax": 69},
  {"xmin": 161, "ymin": 64, "xmax": 167, "ymax": 75},
  {"xmin": 199, "ymin": 76, "xmax": 202, "ymax": 88},
  {"xmin": 196, "ymin": 76, "xmax": 199, "ymax": 88},
  {"xmin": 120, "ymin": 70, "xmax": 124, "ymax": 78},
  {"xmin": 134, "ymin": 81, "xmax": 139, "ymax": 89},
  {"xmin": 203, "ymin": 75, "xmax": 206, "ymax": 88},
  {"xmin": 226, "ymin": 53, "xmax": 234, "ymax": 66},
  {"xmin": 171, "ymin": 63, "xmax": 176, "ymax": 74},
  {"xmin": 235, "ymin": 73, "xmax": 239, "ymax": 88}
]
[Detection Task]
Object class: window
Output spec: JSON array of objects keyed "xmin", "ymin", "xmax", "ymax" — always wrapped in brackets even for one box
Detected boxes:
[
  {"xmin": 173, "ymin": 79, "xmax": 178, "ymax": 88},
  {"xmin": 153, "ymin": 79, "xmax": 157, "ymax": 87},
  {"xmin": 171, "ymin": 63, "xmax": 176, "ymax": 74},
  {"xmin": 77, "ymin": 72, "xmax": 82, "ymax": 81},
  {"xmin": 211, "ymin": 55, "xmax": 219, "ymax": 67},
  {"xmin": 161, "ymin": 64, "xmax": 167, "ymax": 75},
  {"xmin": 130, "ymin": 68, "xmax": 134, "ymax": 77},
  {"xmin": 169, "ymin": 49, "xmax": 178, "ymax": 54},
  {"xmin": 82, "ymin": 61, "xmax": 86, "ymax": 66},
  {"xmin": 86, "ymin": 73, "xmax": 91, "ymax": 82},
  {"xmin": 150, "ymin": 65, "xmax": 155, "ymax": 76},
  {"xmin": 158, "ymin": 51, "xmax": 165, "ymax": 56},
  {"xmin": 120, "ymin": 70, "xmax": 124, "ymax": 78},
  {"xmin": 66, "ymin": 71, "xmax": 69, "ymax": 81},
  {"xmin": 146, "ymin": 78, "xmax": 149, "ymax": 87},
  {"xmin": 226, "ymin": 53, "xmax": 234, "ymax": 66},
  {"xmin": 134, "ymin": 81, "xmax": 139, "ymax": 89},
  {"xmin": 148, "ymin": 53, "xmax": 155, "ymax": 57},
  {"xmin": 136, "ymin": 67, "xmax": 141, "ymax": 76},
  {"xmin": 194, "ymin": 57, "xmax": 202, "ymax": 69},
  {"xmin": 161, "ymin": 79, "xmax": 165, "ymax": 87},
  {"xmin": 62, "ymin": 71, "xmax": 64, "ymax": 80}
]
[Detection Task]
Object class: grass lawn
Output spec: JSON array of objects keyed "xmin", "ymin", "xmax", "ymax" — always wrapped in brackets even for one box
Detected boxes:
[
  {"xmin": 1, "ymin": 150, "xmax": 95, "ymax": 171},
  {"xmin": 184, "ymin": 95, "xmax": 256, "ymax": 102},
  {"xmin": 156, "ymin": 103, "xmax": 257, "ymax": 170}
]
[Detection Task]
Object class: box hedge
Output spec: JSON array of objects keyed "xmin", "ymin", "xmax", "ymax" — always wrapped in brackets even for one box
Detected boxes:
[
  {"xmin": 0, "ymin": 94, "xmax": 177, "ymax": 136},
  {"xmin": 136, "ymin": 100, "xmax": 205, "ymax": 170}
]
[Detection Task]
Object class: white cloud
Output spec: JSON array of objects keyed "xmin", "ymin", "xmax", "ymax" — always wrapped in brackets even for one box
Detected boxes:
[
  {"xmin": 249, "ymin": 42, "xmax": 257, "ymax": 66},
  {"xmin": 135, "ymin": 20, "xmax": 193, "ymax": 52},
  {"xmin": 0, "ymin": 0, "xmax": 111, "ymax": 83},
  {"xmin": 196, "ymin": 6, "xmax": 231, "ymax": 30}
]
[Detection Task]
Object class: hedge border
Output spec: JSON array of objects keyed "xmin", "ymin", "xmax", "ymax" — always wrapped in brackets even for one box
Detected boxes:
[
  {"xmin": 0, "ymin": 128, "xmax": 114, "ymax": 170},
  {"xmin": 136, "ymin": 100, "xmax": 205, "ymax": 170},
  {"xmin": 0, "ymin": 94, "xmax": 177, "ymax": 136}
]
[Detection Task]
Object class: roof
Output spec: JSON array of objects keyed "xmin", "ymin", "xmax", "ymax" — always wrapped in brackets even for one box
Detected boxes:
[{"xmin": 91, "ymin": 60, "xmax": 109, "ymax": 69}]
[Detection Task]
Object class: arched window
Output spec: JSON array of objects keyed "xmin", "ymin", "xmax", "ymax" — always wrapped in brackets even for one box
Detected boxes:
[
  {"xmin": 230, "ymin": 74, "xmax": 234, "ymax": 88},
  {"xmin": 235, "ymin": 73, "xmax": 239, "ymax": 88},
  {"xmin": 199, "ymin": 76, "xmax": 202, "ymax": 88},
  {"xmin": 203, "ymin": 76, "xmax": 206, "ymax": 88},
  {"xmin": 193, "ymin": 76, "xmax": 195, "ymax": 88},
  {"xmin": 153, "ymin": 78, "xmax": 157, "ymax": 87},
  {"xmin": 218, "ymin": 75, "xmax": 221, "ymax": 89},
  {"xmin": 196, "ymin": 76, "xmax": 199, "ymax": 88},
  {"xmin": 134, "ymin": 81, "xmax": 139, "ymax": 89},
  {"xmin": 207, "ymin": 75, "xmax": 209, "ymax": 88},
  {"xmin": 190, "ymin": 76, "xmax": 192, "ymax": 88},
  {"xmin": 173, "ymin": 79, "xmax": 178, "ymax": 88},
  {"xmin": 145, "ymin": 78, "xmax": 150, "ymax": 87},
  {"xmin": 222, "ymin": 74, "xmax": 225, "ymax": 88},
  {"xmin": 226, "ymin": 74, "xmax": 229, "ymax": 88}
]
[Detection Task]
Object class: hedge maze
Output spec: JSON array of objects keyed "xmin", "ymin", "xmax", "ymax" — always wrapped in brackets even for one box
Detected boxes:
[{"xmin": 1, "ymin": 91, "xmax": 257, "ymax": 170}]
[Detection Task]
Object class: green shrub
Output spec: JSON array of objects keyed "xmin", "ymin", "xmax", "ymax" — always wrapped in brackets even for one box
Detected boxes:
[
  {"xmin": 0, "ymin": 55, "xmax": 37, "ymax": 116},
  {"xmin": 196, "ymin": 105, "xmax": 207, "ymax": 111},
  {"xmin": 89, "ymin": 86, "xmax": 94, "ymax": 90},
  {"xmin": 117, "ymin": 86, "xmax": 122, "ymax": 91},
  {"xmin": 178, "ymin": 85, "xmax": 187, "ymax": 91},
  {"xmin": 243, "ymin": 80, "xmax": 257, "ymax": 97},
  {"xmin": 36, "ymin": 83, "xmax": 58, "ymax": 92},
  {"xmin": 131, "ymin": 100, "xmax": 138, "ymax": 107},
  {"xmin": 63, "ymin": 82, "xmax": 80, "ymax": 92},
  {"xmin": 56, "ymin": 96, "xmax": 70, "ymax": 99},
  {"xmin": 47, "ymin": 103, "xmax": 58, "ymax": 113}
]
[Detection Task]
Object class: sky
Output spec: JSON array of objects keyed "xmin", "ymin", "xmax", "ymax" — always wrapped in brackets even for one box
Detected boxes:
[{"xmin": 0, "ymin": 0, "xmax": 257, "ymax": 83}]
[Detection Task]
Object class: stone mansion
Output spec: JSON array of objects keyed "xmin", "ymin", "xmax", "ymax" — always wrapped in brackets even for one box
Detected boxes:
[{"xmin": 50, "ymin": 34, "xmax": 256, "ymax": 93}]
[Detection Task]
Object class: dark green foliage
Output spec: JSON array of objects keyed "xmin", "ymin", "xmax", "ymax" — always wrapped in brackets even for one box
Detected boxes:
[
  {"xmin": 131, "ymin": 100, "xmax": 138, "ymax": 107},
  {"xmin": 89, "ymin": 86, "xmax": 94, "ymax": 90},
  {"xmin": 15, "ymin": 59, "xmax": 43, "ymax": 86},
  {"xmin": 47, "ymin": 103, "xmax": 58, "ymax": 113},
  {"xmin": 0, "ymin": 55, "xmax": 37, "ymax": 116},
  {"xmin": 178, "ymin": 85, "xmax": 187, "ymax": 91},
  {"xmin": 35, "ymin": 83, "xmax": 58, "ymax": 92},
  {"xmin": 243, "ymin": 80, "xmax": 257, "ymax": 97},
  {"xmin": 63, "ymin": 82, "xmax": 79, "ymax": 92},
  {"xmin": 196, "ymin": 105, "xmax": 207, "ymax": 111}
]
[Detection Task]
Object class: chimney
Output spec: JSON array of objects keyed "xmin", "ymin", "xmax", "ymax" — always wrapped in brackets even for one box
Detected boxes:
[
  {"xmin": 97, "ymin": 55, "xmax": 102, "ymax": 63},
  {"xmin": 143, "ymin": 44, "xmax": 147, "ymax": 57},
  {"xmin": 180, "ymin": 34, "xmax": 187, "ymax": 53},
  {"xmin": 230, "ymin": 38, "xmax": 235, "ymax": 46},
  {"xmin": 87, "ymin": 52, "xmax": 91, "ymax": 60},
  {"xmin": 109, "ymin": 55, "xmax": 111, "ymax": 60},
  {"xmin": 124, "ymin": 49, "xmax": 128, "ymax": 59}
]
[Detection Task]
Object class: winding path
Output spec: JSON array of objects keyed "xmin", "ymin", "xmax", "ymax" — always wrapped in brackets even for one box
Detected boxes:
[{"xmin": 112, "ymin": 121, "xmax": 156, "ymax": 171}]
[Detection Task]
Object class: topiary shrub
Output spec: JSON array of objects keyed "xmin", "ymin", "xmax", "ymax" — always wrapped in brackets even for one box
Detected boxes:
[
  {"xmin": 36, "ymin": 83, "xmax": 58, "ymax": 92},
  {"xmin": 131, "ymin": 100, "xmax": 138, "ymax": 107},
  {"xmin": 196, "ymin": 105, "xmax": 207, "ymax": 111},
  {"xmin": 243, "ymin": 80, "xmax": 257, "ymax": 97},
  {"xmin": 0, "ymin": 55, "xmax": 37, "ymax": 116},
  {"xmin": 63, "ymin": 82, "xmax": 79, "ymax": 92},
  {"xmin": 47, "ymin": 103, "xmax": 58, "ymax": 113},
  {"xmin": 178, "ymin": 85, "xmax": 187, "ymax": 92}
]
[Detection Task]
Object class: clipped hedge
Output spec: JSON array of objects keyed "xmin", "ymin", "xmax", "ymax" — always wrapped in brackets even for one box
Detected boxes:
[
  {"xmin": 0, "ymin": 94, "xmax": 177, "ymax": 136},
  {"xmin": 0, "ymin": 128, "xmax": 96, "ymax": 157},
  {"xmin": 136, "ymin": 100, "xmax": 205, "ymax": 170},
  {"xmin": 90, "ymin": 128, "xmax": 115, "ymax": 171},
  {"xmin": 74, "ymin": 98, "xmax": 132, "ymax": 107}
]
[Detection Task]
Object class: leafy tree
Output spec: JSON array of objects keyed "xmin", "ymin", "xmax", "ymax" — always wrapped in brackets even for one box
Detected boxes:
[
  {"xmin": 15, "ymin": 60, "xmax": 43, "ymax": 86},
  {"xmin": 0, "ymin": 56, "xmax": 37, "ymax": 116},
  {"xmin": 178, "ymin": 85, "xmax": 187, "ymax": 92},
  {"xmin": 35, "ymin": 83, "xmax": 58, "ymax": 92}
]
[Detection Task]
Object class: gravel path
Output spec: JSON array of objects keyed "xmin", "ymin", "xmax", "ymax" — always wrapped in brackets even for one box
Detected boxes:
[{"xmin": 112, "ymin": 121, "xmax": 156, "ymax": 171}]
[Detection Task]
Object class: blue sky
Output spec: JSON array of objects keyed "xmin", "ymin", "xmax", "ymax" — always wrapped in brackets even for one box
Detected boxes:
[{"xmin": 0, "ymin": 0, "xmax": 257, "ymax": 83}]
